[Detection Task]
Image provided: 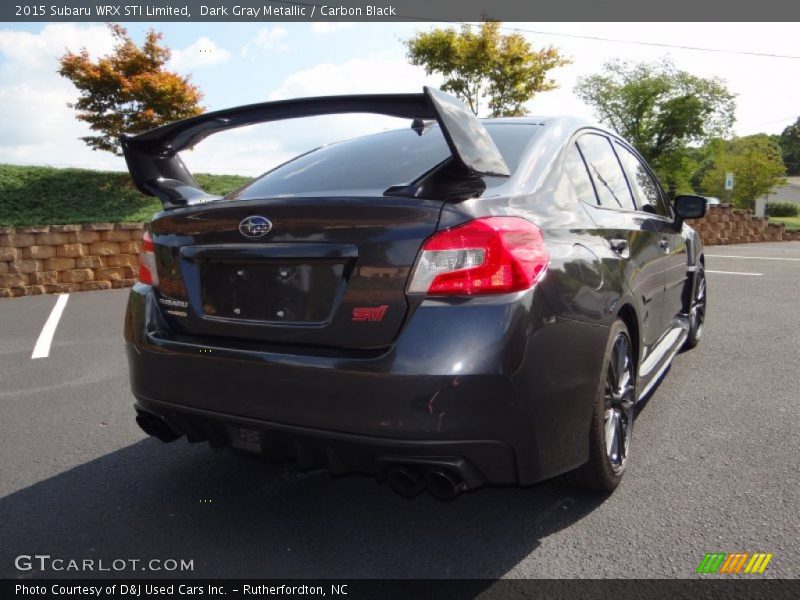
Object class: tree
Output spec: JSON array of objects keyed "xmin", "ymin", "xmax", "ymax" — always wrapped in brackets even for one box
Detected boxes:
[
  {"xmin": 405, "ymin": 22, "xmax": 570, "ymax": 117},
  {"xmin": 779, "ymin": 117, "xmax": 800, "ymax": 175},
  {"xmin": 687, "ymin": 137, "xmax": 726, "ymax": 192},
  {"xmin": 574, "ymin": 59, "xmax": 736, "ymax": 194},
  {"xmin": 699, "ymin": 135, "xmax": 786, "ymax": 209},
  {"xmin": 58, "ymin": 24, "xmax": 204, "ymax": 156}
]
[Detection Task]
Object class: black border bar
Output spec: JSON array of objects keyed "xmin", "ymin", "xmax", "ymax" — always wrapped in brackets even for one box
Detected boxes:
[
  {"xmin": 4, "ymin": 0, "xmax": 800, "ymax": 22},
  {"xmin": 2, "ymin": 579, "xmax": 800, "ymax": 600}
]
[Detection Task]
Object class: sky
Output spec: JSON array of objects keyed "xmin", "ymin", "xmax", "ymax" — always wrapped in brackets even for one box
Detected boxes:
[{"xmin": 0, "ymin": 21, "xmax": 798, "ymax": 176}]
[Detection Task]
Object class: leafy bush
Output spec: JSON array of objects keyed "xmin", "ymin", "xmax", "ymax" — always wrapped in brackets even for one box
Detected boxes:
[
  {"xmin": 0, "ymin": 164, "xmax": 250, "ymax": 226},
  {"xmin": 766, "ymin": 201, "xmax": 799, "ymax": 217}
]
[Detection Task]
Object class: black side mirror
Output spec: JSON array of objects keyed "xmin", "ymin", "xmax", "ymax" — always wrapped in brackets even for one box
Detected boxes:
[{"xmin": 674, "ymin": 195, "xmax": 707, "ymax": 220}]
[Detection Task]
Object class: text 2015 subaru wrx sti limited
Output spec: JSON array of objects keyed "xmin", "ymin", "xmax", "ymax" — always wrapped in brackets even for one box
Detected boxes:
[{"xmin": 122, "ymin": 87, "xmax": 707, "ymax": 500}]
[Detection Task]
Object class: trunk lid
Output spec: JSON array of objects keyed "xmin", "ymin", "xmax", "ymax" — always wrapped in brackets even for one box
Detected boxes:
[{"xmin": 149, "ymin": 196, "xmax": 443, "ymax": 349}]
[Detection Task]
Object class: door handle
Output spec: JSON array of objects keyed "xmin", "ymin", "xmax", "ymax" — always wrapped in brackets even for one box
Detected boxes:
[
  {"xmin": 609, "ymin": 238, "xmax": 628, "ymax": 254},
  {"xmin": 658, "ymin": 239, "xmax": 670, "ymax": 252}
]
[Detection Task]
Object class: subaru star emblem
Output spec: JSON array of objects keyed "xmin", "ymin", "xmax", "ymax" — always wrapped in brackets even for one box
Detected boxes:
[{"xmin": 239, "ymin": 215, "xmax": 272, "ymax": 239}]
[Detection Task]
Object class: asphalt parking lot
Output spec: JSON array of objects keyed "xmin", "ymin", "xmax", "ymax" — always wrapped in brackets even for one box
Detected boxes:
[{"xmin": 1, "ymin": 242, "xmax": 798, "ymax": 579}]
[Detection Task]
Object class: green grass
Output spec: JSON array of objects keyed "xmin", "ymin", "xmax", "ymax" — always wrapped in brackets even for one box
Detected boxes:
[
  {"xmin": 0, "ymin": 164, "xmax": 251, "ymax": 227},
  {"xmin": 770, "ymin": 216, "xmax": 800, "ymax": 231}
]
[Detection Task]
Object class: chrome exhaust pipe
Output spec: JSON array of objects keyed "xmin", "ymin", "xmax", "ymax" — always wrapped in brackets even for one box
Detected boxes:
[
  {"xmin": 136, "ymin": 413, "xmax": 180, "ymax": 443},
  {"xmin": 424, "ymin": 469, "xmax": 464, "ymax": 501},
  {"xmin": 387, "ymin": 466, "xmax": 425, "ymax": 498}
]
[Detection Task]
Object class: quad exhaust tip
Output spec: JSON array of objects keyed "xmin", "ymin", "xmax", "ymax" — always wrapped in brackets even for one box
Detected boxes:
[
  {"xmin": 387, "ymin": 465, "xmax": 466, "ymax": 501},
  {"xmin": 424, "ymin": 469, "xmax": 465, "ymax": 501},
  {"xmin": 136, "ymin": 412, "xmax": 180, "ymax": 443},
  {"xmin": 387, "ymin": 466, "xmax": 425, "ymax": 498}
]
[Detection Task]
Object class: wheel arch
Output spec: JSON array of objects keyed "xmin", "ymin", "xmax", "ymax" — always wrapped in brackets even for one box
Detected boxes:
[
  {"xmin": 682, "ymin": 253, "xmax": 705, "ymax": 314},
  {"xmin": 615, "ymin": 303, "xmax": 640, "ymax": 373}
]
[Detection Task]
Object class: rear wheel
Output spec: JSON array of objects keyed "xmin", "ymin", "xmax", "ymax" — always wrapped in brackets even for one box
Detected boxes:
[
  {"xmin": 566, "ymin": 320, "xmax": 636, "ymax": 492},
  {"xmin": 684, "ymin": 268, "xmax": 706, "ymax": 349}
]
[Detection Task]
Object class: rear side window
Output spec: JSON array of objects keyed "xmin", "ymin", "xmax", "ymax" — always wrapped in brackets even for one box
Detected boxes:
[
  {"xmin": 564, "ymin": 143, "xmax": 598, "ymax": 204},
  {"xmin": 233, "ymin": 123, "xmax": 539, "ymax": 199},
  {"xmin": 614, "ymin": 142, "xmax": 670, "ymax": 217},
  {"xmin": 576, "ymin": 134, "xmax": 636, "ymax": 211}
]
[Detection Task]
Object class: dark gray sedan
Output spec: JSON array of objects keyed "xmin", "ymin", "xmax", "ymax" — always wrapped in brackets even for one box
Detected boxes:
[{"xmin": 121, "ymin": 87, "xmax": 707, "ymax": 500}]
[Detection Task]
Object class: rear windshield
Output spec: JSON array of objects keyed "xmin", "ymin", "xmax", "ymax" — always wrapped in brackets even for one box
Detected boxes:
[{"xmin": 231, "ymin": 123, "xmax": 539, "ymax": 199}]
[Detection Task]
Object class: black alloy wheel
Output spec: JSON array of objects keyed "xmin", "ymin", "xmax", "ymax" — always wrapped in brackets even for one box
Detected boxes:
[
  {"xmin": 685, "ymin": 269, "xmax": 706, "ymax": 349},
  {"xmin": 566, "ymin": 320, "xmax": 636, "ymax": 491}
]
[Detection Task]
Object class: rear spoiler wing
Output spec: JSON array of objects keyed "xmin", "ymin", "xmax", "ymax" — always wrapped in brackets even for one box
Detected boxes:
[{"xmin": 120, "ymin": 86, "xmax": 510, "ymax": 209}]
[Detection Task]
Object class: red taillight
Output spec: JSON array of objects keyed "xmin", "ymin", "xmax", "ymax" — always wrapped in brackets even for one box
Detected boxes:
[
  {"xmin": 138, "ymin": 230, "xmax": 158, "ymax": 286},
  {"xmin": 408, "ymin": 217, "xmax": 548, "ymax": 295}
]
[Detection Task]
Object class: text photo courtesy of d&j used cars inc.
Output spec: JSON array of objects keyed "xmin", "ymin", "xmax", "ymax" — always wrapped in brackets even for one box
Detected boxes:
[{"xmin": 0, "ymin": 1, "xmax": 799, "ymax": 598}]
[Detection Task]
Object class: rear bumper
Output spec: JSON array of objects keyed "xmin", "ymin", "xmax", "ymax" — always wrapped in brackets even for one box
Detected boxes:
[
  {"xmin": 125, "ymin": 283, "xmax": 609, "ymax": 485},
  {"xmin": 134, "ymin": 397, "xmax": 515, "ymax": 487}
]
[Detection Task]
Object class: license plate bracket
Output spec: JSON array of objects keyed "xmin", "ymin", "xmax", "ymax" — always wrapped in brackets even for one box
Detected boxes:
[{"xmin": 198, "ymin": 259, "xmax": 344, "ymax": 323}]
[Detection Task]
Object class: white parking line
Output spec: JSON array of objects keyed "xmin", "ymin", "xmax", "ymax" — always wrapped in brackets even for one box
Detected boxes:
[
  {"xmin": 705, "ymin": 254, "xmax": 800, "ymax": 262},
  {"xmin": 706, "ymin": 270, "xmax": 763, "ymax": 276},
  {"xmin": 31, "ymin": 293, "xmax": 69, "ymax": 359}
]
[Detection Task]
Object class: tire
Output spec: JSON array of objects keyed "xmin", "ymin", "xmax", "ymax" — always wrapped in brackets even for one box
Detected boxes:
[
  {"xmin": 684, "ymin": 268, "xmax": 706, "ymax": 349},
  {"xmin": 565, "ymin": 319, "xmax": 636, "ymax": 492}
]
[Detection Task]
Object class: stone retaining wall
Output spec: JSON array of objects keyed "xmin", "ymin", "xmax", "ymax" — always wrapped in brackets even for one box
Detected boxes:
[
  {"xmin": 0, "ymin": 223, "xmax": 144, "ymax": 298},
  {"xmin": 686, "ymin": 204, "xmax": 800, "ymax": 246}
]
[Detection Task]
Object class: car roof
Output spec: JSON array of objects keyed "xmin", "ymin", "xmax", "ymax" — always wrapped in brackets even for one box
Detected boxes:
[{"xmin": 483, "ymin": 115, "xmax": 601, "ymax": 130}]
